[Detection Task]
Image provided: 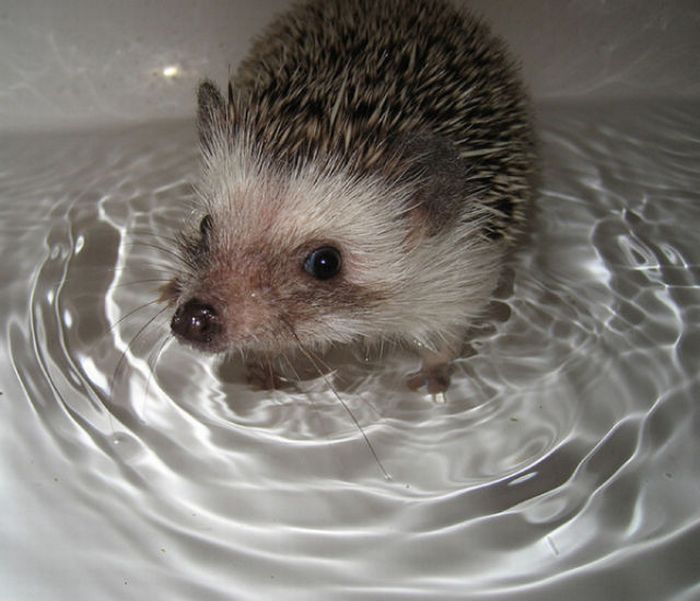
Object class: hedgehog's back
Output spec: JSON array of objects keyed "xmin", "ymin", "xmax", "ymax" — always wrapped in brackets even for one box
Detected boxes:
[{"xmin": 231, "ymin": 0, "xmax": 534, "ymax": 238}]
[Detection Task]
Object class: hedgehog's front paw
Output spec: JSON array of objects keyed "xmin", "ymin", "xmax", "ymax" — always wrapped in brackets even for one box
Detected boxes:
[
  {"xmin": 406, "ymin": 363, "xmax": 452, "ymax": 398},
  {"xmin": 407, "ymin": 338, "xmax": 462, "ymax": 399}
]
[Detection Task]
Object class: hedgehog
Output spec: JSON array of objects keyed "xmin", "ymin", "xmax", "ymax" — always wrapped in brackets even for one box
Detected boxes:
[{"xmin": 164, "ymin": 0, "xmax": 535, "ymax": 394}]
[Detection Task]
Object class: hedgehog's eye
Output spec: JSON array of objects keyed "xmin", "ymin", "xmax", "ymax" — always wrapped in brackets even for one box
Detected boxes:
[
  {"xmin": 199, "ymin": 214, "xmax": 213, "ymax": 246},
  {"xmin": 304, "ymin": 246, "xmax": 342, "ymax": 280}
]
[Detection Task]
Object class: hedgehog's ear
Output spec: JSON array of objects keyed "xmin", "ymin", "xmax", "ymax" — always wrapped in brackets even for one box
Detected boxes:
[{"xmin": 197, "ymin": 80, "xmax": 226, "ymax": 151}]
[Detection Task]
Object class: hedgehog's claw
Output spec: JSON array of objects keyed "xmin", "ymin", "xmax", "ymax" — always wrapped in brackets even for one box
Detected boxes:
[{"xmin": 406, "ymin": 363, "xmax": 451, "ymax": 399}]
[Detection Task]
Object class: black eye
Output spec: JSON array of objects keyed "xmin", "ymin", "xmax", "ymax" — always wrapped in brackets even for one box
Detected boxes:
[
  {"xmin": 199, "ymin": 214, "xmax": 213, "ymax": 245},
  {"xmin": 304, "ymin": 246, "xmax": 342, "ymax": 280}
]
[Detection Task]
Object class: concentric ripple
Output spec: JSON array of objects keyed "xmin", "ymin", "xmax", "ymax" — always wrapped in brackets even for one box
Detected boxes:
[{"xmin": 1, "ymin": 100, "xmax": 699, "ymax": 600}]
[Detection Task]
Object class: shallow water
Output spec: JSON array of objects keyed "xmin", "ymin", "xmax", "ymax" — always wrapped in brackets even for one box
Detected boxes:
[{"xmin": 1, "ymin": 100, "xmax": 699, "ymax": 600}]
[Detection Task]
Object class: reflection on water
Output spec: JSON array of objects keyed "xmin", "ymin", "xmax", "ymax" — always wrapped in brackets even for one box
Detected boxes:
[{"xmin": 1, "ymin": 101, "xmax": 699, "ymax": 600}]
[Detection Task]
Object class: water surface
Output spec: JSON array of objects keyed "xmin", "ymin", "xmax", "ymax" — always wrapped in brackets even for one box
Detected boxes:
[{"xmin": 1, "ymin": 100, "xmax": 699, "ymax": 600}]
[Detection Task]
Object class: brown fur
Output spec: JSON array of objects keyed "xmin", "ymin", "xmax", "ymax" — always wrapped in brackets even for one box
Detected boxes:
[
  {"xmin": 168, "ymin": 0, "xmax": 535, "ymax": 385},
  {"xmin": 204, "ymin": 0, "xmax": 534, "ymax": 239}
]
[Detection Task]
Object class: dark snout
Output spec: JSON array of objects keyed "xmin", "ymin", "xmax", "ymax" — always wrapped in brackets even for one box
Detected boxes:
[{"xmin": 171, "ymin": 299, "xmax": 221, "ymax": 348}]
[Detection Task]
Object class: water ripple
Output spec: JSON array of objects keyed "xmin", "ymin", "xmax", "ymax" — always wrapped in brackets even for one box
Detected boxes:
[{"xmin": 1, "ymin": 101, "xmax": 699, "ymax": 599}]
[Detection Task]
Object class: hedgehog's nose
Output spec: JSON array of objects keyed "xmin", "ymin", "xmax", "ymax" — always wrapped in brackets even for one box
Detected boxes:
[{"xmin": 171, "ymin": 299, "xmax": 221, "ymax": 346}]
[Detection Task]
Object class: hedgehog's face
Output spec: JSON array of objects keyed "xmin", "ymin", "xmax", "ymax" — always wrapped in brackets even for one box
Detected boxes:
[
  {"xmin": 165, "ymin": 80, "xmax": 502, "ymax": 357},
  {"xmin": 163, "ymin": 171, "xmax": 407, "ymax": 356},
  {"xmin": 163, "ymin": 153, "xmax": 501, "ymax": 357},
  {"xmin": 162, "ymin": 80, "xmax": 408, "ymax": 355},
  {"xmin": 167, "ymin": 234, "xmax": 344, "ymax": 353},
  {"xmin": 166, "ymin": 218, "xmax": 370, "ymax": 354}
]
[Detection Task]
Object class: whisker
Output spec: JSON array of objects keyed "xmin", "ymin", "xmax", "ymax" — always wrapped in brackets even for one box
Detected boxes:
[
  {"xmin": 282, "ymin": 322, "xmax": 391, "ymax": 481},
  {"xmin": 84, "ymin": 296, "xmax": 165, "ymax": 362},
  {"xmin": 378, "ymin": 337, "xmax": 386, "ymax": 360},
  {"xmin": 103, "ymin": 297, "xmax": 164, "ymax": 339},
  {"xmin": 278, "ymin": 350, "xmax": 339, "ymax": 444},
  {"xmin": 110, "ymin": 277, "xmax": 173, "ymax": 289},
  {"xmin": 56, "ymin": 264, "xmax": 174, "ymax": 288},
  {"xmin": 291, "ymin": 347, "xmax": 382, "ymax": 419},
  {"xmin": 124, "ymin": 241, "xmax": 186, "ymax": 266},
  {"xmin": 265, "ymin": 357, "xmax": 276, "ymax": 389},
  {"xmin": 129, "ymin": 231, "xmax": 182, "ymax": 248},
  {"xmin": 142, "ymin": 333, "xmax": 173, "ymax": 411},
  {"xmin": 279, "ymin": 352, "xmax": 302, "ymax": 385},
  {"xmin": 110, "ymin": 305, "xmax": 171, "ymax": 400}
]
